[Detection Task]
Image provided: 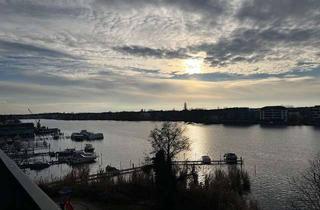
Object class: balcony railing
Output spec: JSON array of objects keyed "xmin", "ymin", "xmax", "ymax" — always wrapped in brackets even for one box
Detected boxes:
[{"xmin": 0, "ymin": 149, "xmax": 60, "ymax": 210}]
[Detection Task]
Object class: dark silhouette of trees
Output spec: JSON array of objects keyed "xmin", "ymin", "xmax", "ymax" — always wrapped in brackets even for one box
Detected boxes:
[
  {"xmin": 149, "ymin": 122, "xmax": 190, "ymax": 209},
  {"xmin": 148, "ymin": 122, "xmax": 190, "ymax": 164},
  {"xmin": 290, "ymin": 154, "xmax": 320, "ymax": 209}
]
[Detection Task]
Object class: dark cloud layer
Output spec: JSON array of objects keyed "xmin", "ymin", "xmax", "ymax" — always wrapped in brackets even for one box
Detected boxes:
[
  {"xmin": 237, "ymin": 0, "xmax": 320, "ymax": 23},
  {"xmin": 0, "ymin": 40, "xmax": 75, "ymax": 59},
  {"xmin": 192, "ymin": 27, "xmax": 320, "ymax": 67},
  {"xmin": 114, "ymin": 45, "xmax": 189, "ymax": 59},
  {"xmin": 0, "ymin": 1, "xmax": 90, "ymax": 18},
  {"xmin": 172, "ymin": 66, "xmax": 320, "ymax": 82}
]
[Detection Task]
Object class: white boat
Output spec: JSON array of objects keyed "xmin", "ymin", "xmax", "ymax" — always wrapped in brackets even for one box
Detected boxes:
[
  {"xmin": 71, "ymin": 130, "xmax": 104, "ymax": 141},
  {"xmin": 68, "ymin": 151, "xmax": 97, "ymax": 165}
]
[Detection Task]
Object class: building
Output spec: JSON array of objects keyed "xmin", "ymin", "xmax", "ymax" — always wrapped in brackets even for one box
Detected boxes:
[
  {"xmin": 0, "ymin": 122, "xmax": 35, "ymax": 139},
  {"xmin": 221, "ymin": 108, "xmax": 257, "ymax": 124},
  {"xmin": 311, "ymin": 105, "xmax": 320, "ymax": 125},
  {"xmin": 260, "ymin": 106, "xmax": 288, "ymax": 124},
  {"xmin": 287, "ymin": 108, "xmax": 302, "ymax": 125}
]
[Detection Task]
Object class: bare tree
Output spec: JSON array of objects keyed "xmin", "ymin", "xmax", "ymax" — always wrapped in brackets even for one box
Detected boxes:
[
  {"xmin": 290, "ymin": 154, "xmax": 320, "ymax": 210},
  {"xmin": 148, "ymin": 122, "xmax": 190, "ymax": 163}
]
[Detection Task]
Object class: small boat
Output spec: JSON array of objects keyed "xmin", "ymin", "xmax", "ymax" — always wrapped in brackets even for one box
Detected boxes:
[
  {"xmin": 201, "ymin": 155, "xmax": 211, "ymax": 164},
  {"xmin": 58, "ymin": 155, "xmax": 73, "ymax": 163},
  {"xmin": 71, "ymin": 133, "xmax": 85, "ymax": 141},
  {"xmin": 105, "ymin": 165, "xmax": 120, "ymax": 175},
  {"xmin": 57, "ymin": 148, "xmax": 76, "ymax": 156},
  {"xmin": 52, "ymin": 133, "xmax": 59, "ymax": 140},
  {"xmin": 28, "ymin": 161, "xmax": 50, "ymax": 170},
  {"xmin": 68, "ymin": 151, "xmax": 97, "ymax": 165},
  {"xmin": 84, "ymin": 144, "xmax": 94, "ymax": 153},
  {"xmin": 224, "ymin": 153, "xmax": 238, "ymax": 164},
  {"xmin": 49, "ymin": 151, "xmax": 56, "ymax": 157},
  {"xmin": 71, "ymin": 130, "xmax": 103, "ymax": 141}
]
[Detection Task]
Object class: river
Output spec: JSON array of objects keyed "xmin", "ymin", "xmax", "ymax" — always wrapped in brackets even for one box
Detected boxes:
[{"xmin": 23, "ymin": 120, "xmax": 320, "ymax": 210}]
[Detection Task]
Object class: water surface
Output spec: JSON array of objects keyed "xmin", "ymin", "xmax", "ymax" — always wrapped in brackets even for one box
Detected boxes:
[{"xmin": 24, "ymin": 120, "xmax": 320, "ymax": 210}]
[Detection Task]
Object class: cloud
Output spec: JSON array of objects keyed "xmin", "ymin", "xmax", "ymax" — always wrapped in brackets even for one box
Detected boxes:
[
  {"xmin": 237, "ymin": 0, "xmax": 320, "ymax": 24},
  {"xmin": 114, "ymin": 45, "xmax": 189, "ymax": 59},
  {"xmin": 95, "ymin": 0, "xmax": 228, "ymax": 17},
  {"xmin": 128, "ymin": 67, "xmax": 161, "ymax": 74},
  {"xmin": 0, "ymin": 1, "xmax": 92, "ymax": 18},
  {"xmin": 0, "ymin": 39, "xmax": 76, "ymax": 59},
  {"xmin": 172, "ymin": 66, "xmax": 320, "ymax": 82},
  {"xmin": 190, "ymin": 26, "xmax": 320, "ymax": 68},
  {"xmin": 1, "ymin": 0, "xmax": 320, "ymax": 113}
]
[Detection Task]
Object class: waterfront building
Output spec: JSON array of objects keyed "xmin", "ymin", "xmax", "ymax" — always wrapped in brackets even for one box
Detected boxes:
[
  {"xmin": 260, "ymin": 106, "xmax": 288, "ymax": 124},
  {"xmin": 287, "ymin": 108, "xmax": 303, "ymax": 125},
  {"xmin": 0, "ymin": 121, "xmax": 34, "ymax": 138},
  {"xmin": 221, "ymin": 108, "xmax": 256, "ymax": 124},
  {"xmin": 311, "ymin": 105, "xmax": 320, "ymax": 125}
]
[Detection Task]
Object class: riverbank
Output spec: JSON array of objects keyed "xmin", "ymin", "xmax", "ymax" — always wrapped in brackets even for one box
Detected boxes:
[
  {"xmin": 2, "ymin": 105, "xmax": 320, "ymax": 126},
  {"xmin": 39, "ymin": 165, "xmax": 258, "ymax": 210}
]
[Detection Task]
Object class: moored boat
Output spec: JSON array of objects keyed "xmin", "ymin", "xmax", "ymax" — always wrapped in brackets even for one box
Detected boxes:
[
  {"xmin": 71, "ymin": 133, "xmax": 85, "ymax": 141},
  {"xmin": 52, "ymin": 133, "xmax": 60, "ymax": 140},
  {"xmin": 84, "ymin": 144, "xmax": 94, "ymax": 153},
  {"xmin": 224, "ymin": 153, "xmax": 238, "ymax": 164},
  {"xmin": 71, "ymin": 130, "xmax": 104, "ymax": 141},
  {"xmin": 68, "ymin": 151, "xmax": 97, "ymax": 165},
  {"xmin": 201, "ymin": 155, "xmax": 211, "ymax": 164},
  {"xmin": 57, "ymin": 148, "xmax": 76, "ymax": 156},
  {"xmin": 28, "ymin": 161, "xmax": 50, "ymax": 170}
]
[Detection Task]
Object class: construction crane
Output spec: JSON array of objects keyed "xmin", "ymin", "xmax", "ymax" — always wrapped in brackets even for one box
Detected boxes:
[
  {"xmin": 27, "ymin": 108, "xmax": 33, "ymax": 115},
  {"xmin": 28, "ymin": 108, "xmax": 40, "ymax": 128}
]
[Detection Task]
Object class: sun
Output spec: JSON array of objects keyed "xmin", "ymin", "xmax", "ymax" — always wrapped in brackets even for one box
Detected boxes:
[{"xmin": 184, "ymin": 58, "xmax": 202, "ymax": 74}]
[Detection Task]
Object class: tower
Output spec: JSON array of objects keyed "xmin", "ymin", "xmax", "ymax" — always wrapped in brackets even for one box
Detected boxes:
[{"xmin": 184, "ymin": 102, "xmax": 188, "ymax": 111}]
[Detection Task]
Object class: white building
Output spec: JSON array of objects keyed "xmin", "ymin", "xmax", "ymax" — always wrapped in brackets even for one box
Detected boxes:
[{"xmin": 260, "ymin": 106, "xmax": 288, "ymax": 124}]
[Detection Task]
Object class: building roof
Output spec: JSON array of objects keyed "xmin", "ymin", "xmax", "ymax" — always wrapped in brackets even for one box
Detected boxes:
[{"xmin": 261, "ymin": 106, "xmax": 287, "ymax": 110}]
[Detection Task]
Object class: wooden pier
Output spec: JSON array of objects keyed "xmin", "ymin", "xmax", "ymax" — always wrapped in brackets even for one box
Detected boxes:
[
  {"xmin": 172, "ymin": 158, "xmax": 243, "ymax": 166},
  {"xmin": 48, "ymin": 158, "xmax": 244, "ymax": 186}
]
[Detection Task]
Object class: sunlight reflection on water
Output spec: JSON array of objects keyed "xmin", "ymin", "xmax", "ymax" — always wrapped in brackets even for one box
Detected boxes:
[{"xmin": 23, "ymin": 120, "xmax": 320, "ymax": 210}]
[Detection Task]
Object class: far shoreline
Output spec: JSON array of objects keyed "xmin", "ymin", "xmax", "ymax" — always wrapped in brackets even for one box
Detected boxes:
[{"xmin": 2, "ymin": 105, "xmax": 320, "ymax": 127}]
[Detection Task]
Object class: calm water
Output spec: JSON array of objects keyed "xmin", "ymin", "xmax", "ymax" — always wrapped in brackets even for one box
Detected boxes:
[{"xmin": 23, "ymin": 120, "xmax": 320, "ymax": 210}]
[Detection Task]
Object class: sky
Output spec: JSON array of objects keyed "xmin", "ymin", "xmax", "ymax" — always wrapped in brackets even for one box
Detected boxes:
[{"xmin": 0, "ymin": 0, "xmax": 320, "ymax": 114}]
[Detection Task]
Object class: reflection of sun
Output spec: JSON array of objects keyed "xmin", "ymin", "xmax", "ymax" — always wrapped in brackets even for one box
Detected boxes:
[{"xmin": 184, "ymin": 58, "xmax": 202, "ymax": 74}]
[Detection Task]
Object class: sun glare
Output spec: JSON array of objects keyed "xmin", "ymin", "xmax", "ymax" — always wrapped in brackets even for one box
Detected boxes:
[{"xmin": 184, "ymin": 58, "xmax": 202, "ymax": 74}]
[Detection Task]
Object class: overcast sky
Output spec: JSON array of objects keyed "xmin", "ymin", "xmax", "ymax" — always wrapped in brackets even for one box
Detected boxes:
[{"xmin": 1, "ymin": 0, "xmax": 320, "ymax": 114}]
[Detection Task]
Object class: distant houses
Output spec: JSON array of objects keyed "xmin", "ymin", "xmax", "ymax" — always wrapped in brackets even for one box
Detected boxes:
[{"xmin": 259, "ymin": 105, "xmax": 320, "ymax": 125}]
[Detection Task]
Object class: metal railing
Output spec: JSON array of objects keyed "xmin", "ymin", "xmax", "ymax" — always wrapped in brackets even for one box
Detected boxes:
[{"xmin": 0, "ymin": 149, "xmax": 60, "ymax": 210}]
